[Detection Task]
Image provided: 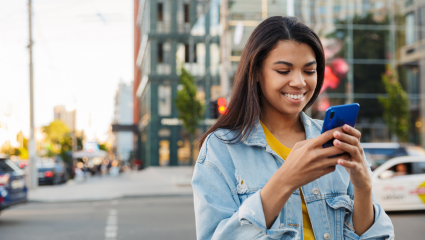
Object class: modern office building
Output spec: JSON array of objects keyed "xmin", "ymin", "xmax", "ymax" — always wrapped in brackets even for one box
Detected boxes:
[
  {"xmin": 113, "ymin": 81, "xmax": 134, "ymax": 161},
  {"xmin": 398, "ymin": 0, "xmax": 425, "ymax": 146},
  {"xmin": 133, "ymin": 0, "xmax": 220, "ymax": 166}
]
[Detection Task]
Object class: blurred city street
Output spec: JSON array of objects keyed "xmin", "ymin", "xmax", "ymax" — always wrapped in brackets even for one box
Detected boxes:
[
  {"xmin": 0, "ymin": 196, "xmax": 196, "ymax": 240},
  {"xmin": 28, "ymin": 167, "xmax": 193, "ymax": 202}
]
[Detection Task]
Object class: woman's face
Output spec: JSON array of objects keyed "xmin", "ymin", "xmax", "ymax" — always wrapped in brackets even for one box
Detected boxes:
[{"xmin": 259, "ymin": 40, "xmax": 317, "ymax": 117}]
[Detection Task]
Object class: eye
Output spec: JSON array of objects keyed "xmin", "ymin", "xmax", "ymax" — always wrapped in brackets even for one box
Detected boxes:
[
  {"xmin": 304, "ymin": 70, "xmax": 316, "ymax": 75},
  {"xmin": 277, "ymin": 70, "xmax": 290, "ymax": 75}
]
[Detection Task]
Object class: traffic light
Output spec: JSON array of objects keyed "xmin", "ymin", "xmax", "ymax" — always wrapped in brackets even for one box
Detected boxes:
[
  {"xmin": 210, "ymin": 98, "xmax": 227, "ymax": 119},
  {"xmin": 217, "ymin": 98, "xmax": 227, "ymax": 114}
]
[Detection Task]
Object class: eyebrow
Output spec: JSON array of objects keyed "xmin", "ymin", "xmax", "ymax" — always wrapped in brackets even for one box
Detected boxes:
[{"xmin": 273, "ymin": 60, "xmax": 317, "ymax": 67}]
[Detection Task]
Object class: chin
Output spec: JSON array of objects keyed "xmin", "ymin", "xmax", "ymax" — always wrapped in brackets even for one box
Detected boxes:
[{"xmin": 279, "ymin": 107, "xmax": 304, "ymax": 116}]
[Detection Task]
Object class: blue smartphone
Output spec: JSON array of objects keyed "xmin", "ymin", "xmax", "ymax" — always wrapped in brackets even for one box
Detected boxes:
[{"xmin": 321, "ymin": 103, "xmax": 360, "ymax": 148}]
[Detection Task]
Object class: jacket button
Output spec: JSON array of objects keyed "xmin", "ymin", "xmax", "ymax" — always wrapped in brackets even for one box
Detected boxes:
[
  {"xmin": 312, "ymin": 188, "xmax": 319, "ymax": 195},
  {"xmin": 324, "ymin": 233, "xmax": 331, "ymax": 239}
]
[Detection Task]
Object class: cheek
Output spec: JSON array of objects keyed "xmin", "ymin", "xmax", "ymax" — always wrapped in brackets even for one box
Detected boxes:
[
  {"xmin": 260, "ymin": 72, "xmax": 282, "ymax": 94},
  {"xmin": 306, "ymin": 76, "xmax": 318, "ymax": 94}
]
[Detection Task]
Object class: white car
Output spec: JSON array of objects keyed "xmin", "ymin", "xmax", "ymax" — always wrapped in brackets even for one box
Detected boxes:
[{"xmin": 372, "ymin": 156, "xmax": 425, "ymax": 211}]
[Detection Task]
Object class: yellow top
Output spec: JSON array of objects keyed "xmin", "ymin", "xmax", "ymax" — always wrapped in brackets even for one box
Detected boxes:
[{"xmin": 261, "ymin": 122, "xmax": 316, "ymax": 240}]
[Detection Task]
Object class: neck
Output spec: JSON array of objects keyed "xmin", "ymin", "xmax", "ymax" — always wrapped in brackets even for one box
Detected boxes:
[{"xmin": 260, "ymin": 108, "xmax": 304, "ymax": 135}]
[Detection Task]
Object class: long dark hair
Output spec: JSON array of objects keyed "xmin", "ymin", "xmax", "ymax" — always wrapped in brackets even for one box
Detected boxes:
[{"xmin": 199, "ymin": 16, "xmax": 325, "ymax": 147}]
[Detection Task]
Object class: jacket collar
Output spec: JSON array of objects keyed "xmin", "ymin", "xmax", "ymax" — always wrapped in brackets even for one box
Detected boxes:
[{"xmin": 242, "ymin": 112, "xmax": 321, "ymax": 147}]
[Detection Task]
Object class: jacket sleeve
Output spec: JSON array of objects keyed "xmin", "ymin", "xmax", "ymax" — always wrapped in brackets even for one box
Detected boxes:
[
  {"xmin": 192, "ymin": 135, "xmax": 298, "ymax": 240},
  {"xmin": 343, "ymin": 157, "xmax": 395, "ymax": 240},
  {"xmin": 192, "ymin": 162, "xmax": 298, "ymax": 240}
]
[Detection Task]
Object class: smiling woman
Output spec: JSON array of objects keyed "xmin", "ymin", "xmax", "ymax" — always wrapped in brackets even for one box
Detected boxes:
[
  {"xmin": 259, "ymin": 41, "xmax": 318, "ymax": 122},
  {"xmin": 192, "ymin": 16, "xmax": 394, "ymax": 240}
]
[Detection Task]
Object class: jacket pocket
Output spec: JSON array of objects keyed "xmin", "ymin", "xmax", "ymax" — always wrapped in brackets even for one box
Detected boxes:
[
  {"xmin": 326, "ymin": 194, "xmax": 354, "ymax": 212},
  {"xmin": 326, "ymin": 195, "xmax": 355, "ymax": 240}
]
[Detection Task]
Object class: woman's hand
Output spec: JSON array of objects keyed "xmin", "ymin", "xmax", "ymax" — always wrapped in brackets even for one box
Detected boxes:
[
  {"xmin": 261, "ymin": 127, "xmax": 349, "ymax": 228},
  {"xmin": 277, "ymin": 127, "xmax": 349, "ymax": 191},
  {"xmin": 332, "ymin": 124, "xmax": 372, "ymax": 190},
  {"xmin": 333, "ymin": 124, "xmax": 374, "ymax": 235}
]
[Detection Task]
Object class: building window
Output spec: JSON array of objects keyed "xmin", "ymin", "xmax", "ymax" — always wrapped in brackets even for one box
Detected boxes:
[
  {"xmin": 184, "ymin": 44, "xmax": 197, "ymax": 63},
  {"xmin": 406, "ymin": 12, "xmax": 415, "ymax": 45},
  {"xmin": 184, "ymin": 44, "xmax": 189, "ymax": 63},
  {"xmin": 158, "ymin": 3, "xmax": 163, "ymax": 22},
  {"xmin": 158, "ymin": 43, "xmax": 163, "ymax": 63},
  {"xmin": 418, "ymin": 7, "xmax": 425, "ymax": 40},
  {"xmin": 158, "ymin": 84, "xmax": 171, "ymax": 116},
  {"xmin": 184, "ymin": 4, "xmax": 190, "ymax": 23}
]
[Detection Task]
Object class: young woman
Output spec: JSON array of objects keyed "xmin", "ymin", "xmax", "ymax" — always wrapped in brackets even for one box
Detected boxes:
[{"xmin": 192, "ymin": 16, "xmax": 394, "ymax": 240}]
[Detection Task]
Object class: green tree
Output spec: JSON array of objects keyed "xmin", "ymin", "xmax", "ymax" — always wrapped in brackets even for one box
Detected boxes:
[
  {"xmin": 42, "ymin": 120, "xmax": 85, "ymax": 163},
  {"xmin": 42, "ymin": 120, "xmax": 71, "ymax": 157},
  {"xmin": 378, "ymin": 66, "xmax": 410, "ymax": 142},
  {"xmin": 99, "ymin": 143, "xmax": 108, "ymax": 151},
  {"xmin": 175, "ymin": 68, "xmax": 205, "ymax": 164}
]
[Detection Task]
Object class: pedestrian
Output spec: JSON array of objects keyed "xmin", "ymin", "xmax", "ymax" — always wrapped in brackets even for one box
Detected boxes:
[{"xmin": 192, "ymin": 16, "xmax": 394, "ymax": 240}]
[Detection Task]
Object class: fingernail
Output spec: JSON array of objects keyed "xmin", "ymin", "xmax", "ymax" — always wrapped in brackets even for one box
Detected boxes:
[
  {"xmin": 338, "ymin": 160, "xmax": 343, "ymax": 165},
  {"xmin": 334, "ymin": 139, "xmax": 341, "ymax": 145},
  {"xmin": 334, "ymin": 131, "xmax": 340, "ymax": 137},
  {"xmin": 344, "ymin": 124, "xmax": 349, "ymax": 130}
]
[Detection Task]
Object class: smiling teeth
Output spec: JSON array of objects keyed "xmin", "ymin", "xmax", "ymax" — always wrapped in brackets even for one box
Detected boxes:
[{"xmin": 285, "ymin": 93, "xmax": 303, "ymax": 100}]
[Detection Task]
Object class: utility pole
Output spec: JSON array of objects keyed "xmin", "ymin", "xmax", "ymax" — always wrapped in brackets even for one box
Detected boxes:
[
  {"xmin": 220, "ymin": 0, "xmax": 230, "ymax": 98},
  {"xmin": 28, "ymin": 0, "xmax": 38, "ymax": 189},
  {"xmin": 345, "ymin": 1, "xmax": 354, "ymax": 105}
]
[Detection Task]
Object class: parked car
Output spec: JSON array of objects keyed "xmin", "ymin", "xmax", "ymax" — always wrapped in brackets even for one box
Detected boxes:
[
  {"xmin": 372, "ymin": 156, "xmax": 425, "ymax": 211},
  {"xmin": 0, "ymin": 154, "xmax": 28, "ymax": 215},
  {"xmin": 37, "ymin": 158, "xmax": 68, "ymax": 185},
  {"xmin": 361, "ymin": 143, "xmax": 425, "ymax": 170}
]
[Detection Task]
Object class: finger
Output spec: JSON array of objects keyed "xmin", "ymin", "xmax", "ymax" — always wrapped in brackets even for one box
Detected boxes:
[
  {"xmin": 314, "ymin": 127, "xmax": 344, "ymax": 146},
  {"xmin": 337, "ymin": 158, "xmax": 357, "ymax": 170},
  {"xmin": 319, "ymin": 157, "xmax": 340, "ymax": 168},
  {"xmin": 334, "ymin": 139, "xmax": 361, "ymax": 159},
  {"xmin": 333, "ymin": 131, "xmax": 360, "ymax": 147},
  {"xmin": 342, "ymin": 124, "xmax": 361, "ymax": 139},
  {"xmin": 315, "ymin": 146, "xmax": 345, "ymax": 159}
]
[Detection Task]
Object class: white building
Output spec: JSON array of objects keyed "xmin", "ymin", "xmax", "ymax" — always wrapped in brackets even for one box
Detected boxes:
[{"xmin": 113, "ymin": 81, "xmax": 133, "ymax": 161}]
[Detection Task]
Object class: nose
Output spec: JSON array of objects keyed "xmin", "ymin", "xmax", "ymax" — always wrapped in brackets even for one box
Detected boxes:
[{"xmin": 288, "ymin": 71, "xmax": 306, "ymax": 88}]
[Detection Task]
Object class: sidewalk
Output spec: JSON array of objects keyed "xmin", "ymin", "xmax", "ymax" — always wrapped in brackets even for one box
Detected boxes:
[{"xmin": 28, "ymin": 166, "xmax": 194, "ymax": 203}]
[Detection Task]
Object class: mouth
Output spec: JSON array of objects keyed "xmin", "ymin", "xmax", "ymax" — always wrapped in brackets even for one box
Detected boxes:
[{"xmin": 281, "ymin": 92, "xmax": 307, "ymax": 101}]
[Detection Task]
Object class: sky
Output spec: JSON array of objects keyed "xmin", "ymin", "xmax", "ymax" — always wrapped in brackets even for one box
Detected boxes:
[{"xmin": 0, "ymin": 0, "xmax": 133, "ymax": 143}]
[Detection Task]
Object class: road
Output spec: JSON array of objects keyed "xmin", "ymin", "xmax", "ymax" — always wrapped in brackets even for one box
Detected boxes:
[
  {"xmin": 1, "ymin": 196, "xmax": 425, "ymax": 240},
  {"xmin": 0, "ymin": 196, "xmax": 196, "ymax": 240}
]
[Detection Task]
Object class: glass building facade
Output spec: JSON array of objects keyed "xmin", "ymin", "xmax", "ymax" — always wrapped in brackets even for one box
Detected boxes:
[
  {"xmin": 226, "ymin": 0, "xmax": 424, "ymax": 145},
  {"xmin": 135, "ymin": 0, "xmax": 220, "ymax": 166}
]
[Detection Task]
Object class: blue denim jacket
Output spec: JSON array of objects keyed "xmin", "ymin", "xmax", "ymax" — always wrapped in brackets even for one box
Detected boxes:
[{"xmin": 192, "ymin": 112, "xmax": 394, "ymax": 240}]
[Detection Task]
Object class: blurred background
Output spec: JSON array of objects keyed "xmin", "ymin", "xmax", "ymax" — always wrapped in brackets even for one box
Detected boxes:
[{"xmin": 1, "ymin": 0, "xmax": 425, "ymax": 239}]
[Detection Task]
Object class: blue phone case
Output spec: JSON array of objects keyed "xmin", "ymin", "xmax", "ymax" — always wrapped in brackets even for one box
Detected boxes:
[{"xmin": 321, "ymin": 103, "xmax": 360, "ymax": 148}]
